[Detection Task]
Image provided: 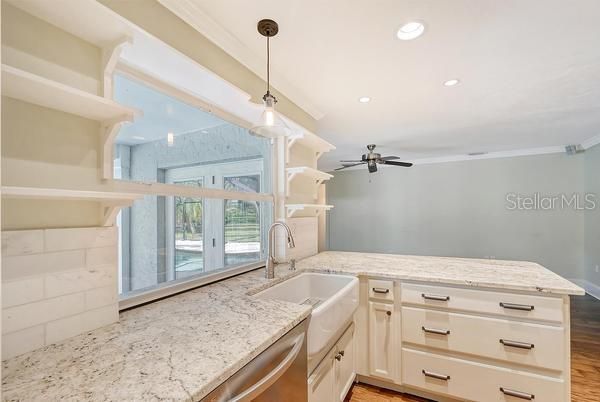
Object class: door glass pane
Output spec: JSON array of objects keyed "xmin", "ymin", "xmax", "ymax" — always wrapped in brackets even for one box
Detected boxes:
[
  {"xmin": 224, "ymin": 175, "xmax": 261, "ymax": 267},
  {"xmin": 174, "ymin": 179, "xmax": 203, "ymax": 279}
]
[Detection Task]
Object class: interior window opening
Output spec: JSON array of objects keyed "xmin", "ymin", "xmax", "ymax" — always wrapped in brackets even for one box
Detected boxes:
[{"xmin": 112, "ymin": 72, "xmax": 273, "ymax": 301}]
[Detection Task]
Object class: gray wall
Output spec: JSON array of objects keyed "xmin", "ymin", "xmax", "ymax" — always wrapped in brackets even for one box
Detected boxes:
[
  {"xmin": 327, "ymin": 152, "xmax": 587, "ymax": 280},
  {"xmin": 584, "ymin": 144, "xmax": 600, "ymax": 286}
]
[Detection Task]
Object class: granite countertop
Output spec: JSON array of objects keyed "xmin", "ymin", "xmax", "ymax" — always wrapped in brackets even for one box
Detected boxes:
[
  {"xmin": 2, "ymin": 251, "xmax": 584, "ymax": 401},
  {"xmin": 2, "ymin": 269, "xmax": 311, "ymax": 402},
  {"xmin": 299, "ymin": 251, "xmax": 585, "ymax": 295}
]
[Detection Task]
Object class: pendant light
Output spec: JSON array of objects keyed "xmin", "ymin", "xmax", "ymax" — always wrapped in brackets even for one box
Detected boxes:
[{"xmin": 249, "ymin": 19, "xmax": 291, "ymax": 138}]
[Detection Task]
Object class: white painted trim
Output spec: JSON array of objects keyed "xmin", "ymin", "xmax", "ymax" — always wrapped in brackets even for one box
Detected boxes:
[
  {"xmin": 568, "ymin": 278, "xmax": 600, "ymax": 300},
  {"xmin": 157, "ymin": 0, "xmax": 325, "ymax": 120},
  {"xmin": 581, "ymin": 133, "xmax": 600, "ymax": 150},
  {"xmin": 0, "ymin": 186, "xmax": 141, "ymax": 202},
  {"xmin": 110, "ymin": 180, "xmax": 274, "ymax": 203},
  {"xmin": 413, "ymin": 146, "xmax": 565, "ymax": 165},
  {"xmin": 324, "ymin": 145, "xmax": 568, "ymax": 172}
]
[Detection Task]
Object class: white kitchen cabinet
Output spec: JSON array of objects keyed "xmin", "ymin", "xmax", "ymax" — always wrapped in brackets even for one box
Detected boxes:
[
  {"xmin": 402, "ymin": 348, "xmax": 564, "ymax": 401},
  {"xmin": 368, "ymin": 301, "xmax": 395, "ymax": 380},
  {"xmin": 309, "ymin": 324, "xmax": 355, "ymax": 402},
  {"xmin": 334, "ymin": 324, "xmax": 355, "ymax": 402},
  {"xmin": 308, "ymin": 348, "xmax": 334, "ymax": 402},
  {"xmin": 354, "ymin": 280, "xmax": 570, "ymax": 401}
]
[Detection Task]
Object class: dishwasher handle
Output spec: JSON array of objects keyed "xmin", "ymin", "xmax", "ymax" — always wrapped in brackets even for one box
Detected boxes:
[{"xmin": 229, "ymin": 332, "xmax": 305, "ymax": 402}]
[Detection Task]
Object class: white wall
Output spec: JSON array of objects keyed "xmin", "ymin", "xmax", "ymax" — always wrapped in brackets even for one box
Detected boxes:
[
  {"xmin": 584, "ymin": 143, "xmax": 600, "ymax": 287},
  {"xmin": 327, "ymin": 152, "xmax": 586, "ymax": 280}
]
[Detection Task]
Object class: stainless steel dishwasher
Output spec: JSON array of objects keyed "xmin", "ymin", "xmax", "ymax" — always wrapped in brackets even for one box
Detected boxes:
[{"xmin": 203, "ymin": 319, "xmax": 308, "ymax": 402}]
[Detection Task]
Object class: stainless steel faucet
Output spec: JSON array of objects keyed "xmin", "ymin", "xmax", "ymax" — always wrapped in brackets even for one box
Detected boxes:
[{"xmin": 266, "ymin": 221, "xmax": 296, "ymax": 279}]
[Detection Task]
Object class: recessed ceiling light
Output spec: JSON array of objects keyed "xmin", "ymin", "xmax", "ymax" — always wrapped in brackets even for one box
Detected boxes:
[
  {"xmin": 396, "ymin": 21, "xmax": 425, "ymax": 40},
  {"xmin": 444, "ymin": 79, "xmax": 460, "ymax": 87},
  {"xmin": 359, "ymin": 96, "xmax": 371, "ymax": 103},
  {"xmin": 132, "ymin": 136, "xmax": 145, "ymax": 140}
]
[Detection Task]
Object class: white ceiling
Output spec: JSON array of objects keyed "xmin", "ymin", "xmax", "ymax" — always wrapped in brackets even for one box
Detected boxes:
[{"xmin": 162, "ymin": 0, "xmax": 600, "ymax": 170}]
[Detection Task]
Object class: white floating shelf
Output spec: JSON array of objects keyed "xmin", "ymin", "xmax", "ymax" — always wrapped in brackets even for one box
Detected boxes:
[
  {"xmin": 286, "ymin": 166, "xmax": 333, "ymax": 182},
  {"xmin": 5, "ymin": 0, "xmax": 132, "ymax": 48},
  {"xmin": 288, "ymin": 131, "xmax": 335, "ymax": 159},
  {"xmin": 286, "ymin": 167, "xmax": 333, "ymax": 198},
  {"xmin": 286, "ymin": 204, "xmax": 334, "ymax": 218},
  {"xmin": 1, "ymin": 64, "xmax": 139, "ymax": 123},
  {"xmin": 1, "ymin": 186, "xmax": 142, "ymax": 226}
]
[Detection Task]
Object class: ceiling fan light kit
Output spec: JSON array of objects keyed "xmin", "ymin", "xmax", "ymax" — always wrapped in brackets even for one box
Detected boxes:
[
  {"xmin": 336, "ymin": 144, "xmax": 413, "ymax": 173},
  {"xmin": 249, "ymin": 19, "xmax": 291, "ymax": 139}
]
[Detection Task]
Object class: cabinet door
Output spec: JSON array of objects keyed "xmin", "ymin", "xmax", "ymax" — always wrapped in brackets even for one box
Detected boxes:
[
  {"xmin": 369, "ymin": 301, "xmax": 395, "ymax": 380},
  {"xmin": 335, "ymin": 325, "xmax": 356, "ymax": 402},
  {"xmin": 309, "ymin": 350, "xmax": 334, "ymax": 402}
]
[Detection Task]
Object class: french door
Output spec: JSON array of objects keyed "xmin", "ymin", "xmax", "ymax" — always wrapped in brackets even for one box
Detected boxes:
[{"xmin": 165, "ymin": 159, "xmax": 265, "ymax": 280}]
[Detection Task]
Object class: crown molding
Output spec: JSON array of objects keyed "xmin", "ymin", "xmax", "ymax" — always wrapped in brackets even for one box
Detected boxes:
[
  {"xmin": 411, "ymin": 146, "xmax": 566, "ymax": 165},
  {"xmin": 323, "ymin": 145, "xmax": 568, "ymax": 172},
  {"xmin": 581, "ymin": 133, "xmax": 600, "ymax": 150},
  {"xmin": 158, "ymin": 0, "xmax": 326, "ymax": 121}
]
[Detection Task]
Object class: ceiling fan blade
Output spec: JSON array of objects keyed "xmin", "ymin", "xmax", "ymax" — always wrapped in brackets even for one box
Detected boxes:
[
  {"xmin": 380, "ymin": 156, "xmax": 400, "ymax": 160},
  {"xmin": 339, "ymin": 160, "xmax": 362, "ymax": 163},
  {"xmin": 380, "ymin": 160, "xmax": 413, "ymax": 167},
  {"xmin": 335, "ymin": 162, "xmax": 365, "ymax": 170}
]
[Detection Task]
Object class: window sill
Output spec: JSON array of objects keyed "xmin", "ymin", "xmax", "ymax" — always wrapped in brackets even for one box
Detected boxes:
[{"xmin": 119, "ymin": 261, "xmax": 265, "ymax": 310}]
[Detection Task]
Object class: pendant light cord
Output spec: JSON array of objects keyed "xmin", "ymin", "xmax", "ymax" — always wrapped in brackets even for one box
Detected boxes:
[{"xmin": 266, "ymin": 36, "xmax": 271, "ymax": 95}]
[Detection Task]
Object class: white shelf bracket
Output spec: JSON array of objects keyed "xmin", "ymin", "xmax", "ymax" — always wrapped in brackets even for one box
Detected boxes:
[
  {"xmin": 286, "ymin": 171, "xmax": 299, "ymax": 197},
  {"xmin": 101, "ymin": 119, "xmax": 131, "ymax": 180},
  {"xmin": 102, "ymin": 35, "xmax": 133, "ymax": 98},
  {"xmin": 315, "ymin": 151, "xmax": 324, "ymax": 161},
  {"xmin": 313, "ymin": 179, "xmax": 325, "ymax": 199},
  {"xmin": 101, "ymin": 204, "xmax": 121, "ymax": 227},
  {"xmin": 101, "ymin": 199, "xmax": 136, "ymax": 227},
  {"xmin": 286, "ymin": 137, "xmax": 299, "ymax": 163}
]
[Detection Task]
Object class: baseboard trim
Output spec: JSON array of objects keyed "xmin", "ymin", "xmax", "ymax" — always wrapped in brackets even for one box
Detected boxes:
[
  {"xmin": 355, "ymin": 375, "xmax": 458, "ymax": 402},
  {"xmin": 568, "ymin": 278, "xmax": 600, "ymax": 300}
]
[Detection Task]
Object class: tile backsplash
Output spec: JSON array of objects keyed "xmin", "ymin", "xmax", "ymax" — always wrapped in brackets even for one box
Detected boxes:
[{"xmin": 1, "ymin": 227, "xmax": 119, "ymax": 359}]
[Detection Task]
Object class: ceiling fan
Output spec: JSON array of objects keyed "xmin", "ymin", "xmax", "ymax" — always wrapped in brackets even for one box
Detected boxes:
[{"xmin": 335, "ymin": 144, "xmax": 413, "ymax": 173}]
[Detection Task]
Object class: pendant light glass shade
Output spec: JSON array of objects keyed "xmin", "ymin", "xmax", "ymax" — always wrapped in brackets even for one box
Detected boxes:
[
  {"xmin": 250, "ymin": 19, "xmax": 291, "ymax": 139},
  {"xmin": 250, "ymin": 93, "xmax": 291, "ymax": 138}
]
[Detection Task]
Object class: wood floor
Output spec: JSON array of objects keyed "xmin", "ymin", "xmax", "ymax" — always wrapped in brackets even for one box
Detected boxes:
[{"xmin": 345, "ymin": 295, "xmax": 600, "ymax": 402}]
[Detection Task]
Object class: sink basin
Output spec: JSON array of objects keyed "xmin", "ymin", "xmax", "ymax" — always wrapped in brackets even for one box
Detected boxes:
[{"xmin": 255, "ymin": 273, "xmax": 359, "ymax": 360}]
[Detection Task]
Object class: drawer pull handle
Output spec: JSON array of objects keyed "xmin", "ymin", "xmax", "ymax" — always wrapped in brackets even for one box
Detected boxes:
[
  {"xmin": 372, "ymin": 287, "xmax": 390, "ymax": 294},
  {"xmin": 422, "ymin": 326, "xmax": 450, "ymax": 335},
  {"xmin": 500, "ymin": 387, "xmax": 535, "ymax": 400},
  {"xmin": 422, "ymin": 369, "xmax": 450, "ymax": 381},
  {"xmin": 500, "ymin": 339, "xmax": 535, "ymax": 349},
  {"xmin": 500, "ymin": 302, "xmax": 534, "ymax": 311},
  {"xmin": 421, "ymin": 293, "xmax": 450, "ymax": 302}
]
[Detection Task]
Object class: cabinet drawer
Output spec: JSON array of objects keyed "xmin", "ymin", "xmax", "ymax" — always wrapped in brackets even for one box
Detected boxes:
[
  {"xmin": 402, "ymin": 307, "xmax": 565, "ymax": 371},
  {"xmin": 401, "ymin": 283, "xmax": 564, "ymax": 323},
  {"xmin": 369, "ymin": 279, "xmax": 394, "ymax": 301},
  {"xmin": 402, "ymin": 348, "xmax": 565, "ymax": 402}
]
